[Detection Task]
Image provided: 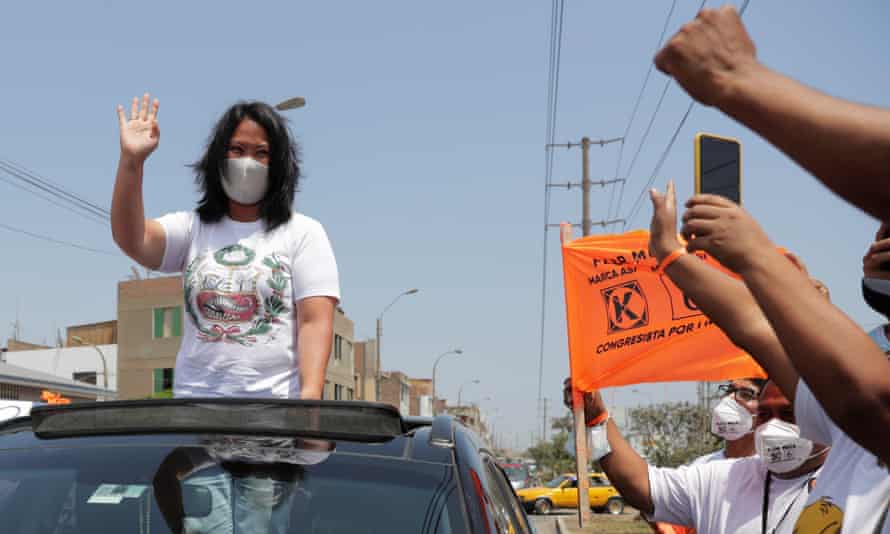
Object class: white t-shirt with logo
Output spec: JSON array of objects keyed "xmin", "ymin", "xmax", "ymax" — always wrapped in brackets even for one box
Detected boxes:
[
  {"xmin": 157, "ymin": 211, "xmax": 340, "ymax": 398},
  {"xmin": 648, "ymin": 457, "xmax": 819, "ymax": 534},
  {"xmin": 794, "ymin": 376, "xmax": 890, "ymax": 533}
]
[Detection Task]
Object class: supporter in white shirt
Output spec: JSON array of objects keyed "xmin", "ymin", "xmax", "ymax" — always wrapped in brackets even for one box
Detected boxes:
[
  {"xmin": 690, "ymin": 378, "xmax": 765, "ymax": 467},
  {"xmin": 111, "ymin": 95, "xmax": 339, "ymax": 400},
  {"xmin": 564, "ymin": 380, "xmax": 827, "ymax": 534}
]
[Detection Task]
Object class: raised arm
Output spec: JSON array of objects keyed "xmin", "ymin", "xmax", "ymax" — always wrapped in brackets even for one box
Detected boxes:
[
  {"xmin": 563, "ymin": 379, "xmax": 653, "ymax": 514},
  {"xmin": 655, "ymin": 5, "xmax": 890, "ymax": 221},
  {"xmin": 682, "ymin": 194, "xmax": 890, "ymax": 464},
  {"xmin": 111, "ymin": 93, "xmax": 167, "ymax": 269},
  {"xmin": 648, "ymin": 183, "xmax": 798, "ymax": 397}
]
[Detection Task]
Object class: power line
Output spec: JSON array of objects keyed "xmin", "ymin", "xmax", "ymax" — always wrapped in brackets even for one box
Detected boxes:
[
  {"xmin": 608, "ymin": 0, "xmax": 679, "ymax": 221},
  {"xmin": 622, "ymin": 0, "xmax": 753, "ymax": 229},
  {"xmin": 0, "ymin": 160, "xmax": 110, "ymax": 221},
  {"xmin": 537, "ymin": 0, "xmax": 565, "ymax": 443},
  {"xmin": 0, "ymin": 170, "xmax": 108, "ymax": 226},
  {"xmin": 2, "ymin": 158, "xmax": 110, "ymax": 217},
  {"xmin": 613, "ymin": 80, "xmax": 672, "ymax": 221},
  {"xmin": 0, "ymin": 221, "xmax": 118, "ymax": 256}
]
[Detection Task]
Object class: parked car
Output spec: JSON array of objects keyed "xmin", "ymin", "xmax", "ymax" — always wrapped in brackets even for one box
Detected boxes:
[
  {"xmin": 500, "ymin": 462, "xmax": 533, "ymax": 490},
  {"xmin": 517, "ymin": 472, "xmax": 624, "ymax": 515},
  {"xmin": 0, "ymin": 398, "xmax": 535, "ymax": 533}
]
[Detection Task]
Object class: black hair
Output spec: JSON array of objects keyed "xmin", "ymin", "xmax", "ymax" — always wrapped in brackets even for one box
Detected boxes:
[
  {"xmin": 745, "ymin": 378, "xmax": 768, "ymax": 392},
  {"xmin": 192, "ymin": 101, "xmax": 300, "ymax": 231}
]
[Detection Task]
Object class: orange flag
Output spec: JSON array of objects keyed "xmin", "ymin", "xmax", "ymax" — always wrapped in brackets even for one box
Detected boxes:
[{"xmin": 561, "ymin": 227, "xmax": 766, "ymax": 392}]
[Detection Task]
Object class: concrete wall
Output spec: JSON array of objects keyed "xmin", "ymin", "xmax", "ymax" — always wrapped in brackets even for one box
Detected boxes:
[
  {"xmin": 118, "ymin": 276, "xmax": 184, "ymax": 399},
  {"xmin": 5, "ymin": 345, "xmax": 118, "ymax": 391},
  {"xmin": 353, "ymin": 340, "xmax": 378, "ymax": 401},
  {"xmin": 67, "ymin": 321, "xmax": 117, "ymax": 347},
  {"xmin": 323, "ymin": 308, "xmax": 355, "ymax": 400}
]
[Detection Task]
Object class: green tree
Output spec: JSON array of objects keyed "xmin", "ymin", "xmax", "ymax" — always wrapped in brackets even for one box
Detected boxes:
[{"xmin": 628, "ymin": 401, "xmax": 721, "ymax": 467}]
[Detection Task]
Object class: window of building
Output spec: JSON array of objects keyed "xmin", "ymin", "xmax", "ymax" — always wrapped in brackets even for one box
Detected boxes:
[
  {"xmin": 153, "ymin": 307, "xmax": 182, "ymax": 339},
  {"xmin": 334, "ymin": 334, "xmax": 343, "ymax": 361},
  {"xmin": 73, "ymin": 371, "xmax": 97, "ymax": 385},
  {"xmin": 334, "ymin": 384, "xmax": 344, "ymax": 400},
  {"xmin": 0, "ymin": 383, "xmax": 23, "ymax": 400},
  {"xmin": 347, "ymin": 387, "xmax": 354, "ymax": 400},
  {"xmin": 153, "ymin": 368, "xmax": 174, "ymax": 394}
]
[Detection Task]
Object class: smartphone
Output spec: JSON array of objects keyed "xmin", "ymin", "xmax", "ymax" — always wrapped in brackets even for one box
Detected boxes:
[{"xmin": 695, "ymin": 133, "xmax": 742, "ymax": 204}]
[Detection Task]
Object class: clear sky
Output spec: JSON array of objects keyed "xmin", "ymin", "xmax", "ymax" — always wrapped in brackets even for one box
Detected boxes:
[{"xmin": 1, "ymin": 1, "xmax": 888, "ymax": 449}]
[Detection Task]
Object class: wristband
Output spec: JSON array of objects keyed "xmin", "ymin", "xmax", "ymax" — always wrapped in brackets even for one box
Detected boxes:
[
  {"xmin": 654, "ymin": 248, "xmax": 687, "ymax": 275},
  {"xmin": 586, "ymin": 411, "xmax": 609, "ymax": 427}
]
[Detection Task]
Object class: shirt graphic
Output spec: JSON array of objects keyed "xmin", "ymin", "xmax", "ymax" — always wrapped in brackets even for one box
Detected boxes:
[{"xmin": 184, "ymin": 244, "xmax": 291, "ymax": 347}]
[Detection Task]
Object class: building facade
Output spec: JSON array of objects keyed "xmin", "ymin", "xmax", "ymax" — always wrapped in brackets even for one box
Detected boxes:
[
  {"xmin": 353, "ymin": 340, "xmax": 378, "ymax": 402},
  {"xmin": 379, "ymin": 371, "xmax": 411, "ymax": 415},
  {"xmin": 408, "ymin": 378, "xmax": 434, "ymax": 417},
  {"xmin": 117, "ymin": 276, "xmax": 355, "ymax": 399}
]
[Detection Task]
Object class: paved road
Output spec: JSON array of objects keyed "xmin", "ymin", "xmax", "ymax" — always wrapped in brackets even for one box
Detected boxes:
[{"xmin": 529, "ymin": 511, "xmax": 572, "ymax": 534}]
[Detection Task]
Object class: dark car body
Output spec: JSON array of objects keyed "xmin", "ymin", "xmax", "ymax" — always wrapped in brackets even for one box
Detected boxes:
[{"xmin": 0, "ymin": 399, "xmax": 534, "ymax": 533}]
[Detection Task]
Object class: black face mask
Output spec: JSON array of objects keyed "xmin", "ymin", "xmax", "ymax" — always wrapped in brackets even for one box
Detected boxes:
[{"xmin": 862, "ymin": 278, "xmax": 890, "ymax": 318}]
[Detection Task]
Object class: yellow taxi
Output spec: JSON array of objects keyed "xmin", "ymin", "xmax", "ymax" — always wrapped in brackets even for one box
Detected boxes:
[{"xmin": 517, "ymin": 472, "xmax": 624, "ymax": 515}]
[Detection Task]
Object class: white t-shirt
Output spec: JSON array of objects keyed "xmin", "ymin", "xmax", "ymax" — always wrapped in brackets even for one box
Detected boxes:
[
  {"xmin": 689, "ymin": 449, "xmax": 726, "ymax": 466},
  {"xmin": 648, "ymin": 457, "xmax": 819, "ymax": 534},
  {"xmin": 156, "ymin": 211, "xmax": 340, "ymax": 398},
  {"xmin": 793, "ymin": 377, "xmax": 890, "ymax": 533}
]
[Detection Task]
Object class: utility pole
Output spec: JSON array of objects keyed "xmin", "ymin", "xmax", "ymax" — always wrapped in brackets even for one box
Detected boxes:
[
  {"xmin": 542, "ymin": 398, "xmax": 549, "ymax": 442},
  {"xmin": 548, "ymin": 136, "xmax": 622, "ymax": 527}
]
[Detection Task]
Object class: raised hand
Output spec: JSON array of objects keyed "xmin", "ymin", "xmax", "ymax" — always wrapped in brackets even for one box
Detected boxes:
[
  {"xmin": 117, "ymin": 93, "xmax": 160, "ymax": 163},
  {"xmin": 863, "ymin": 223, "xmax": 890, "ymax": 280},
  {"xmin": 654, "ymin": 5, "xmax": 758, "ymax": 107},
  {"xmin": 681, "ymin": 194, "xmax": 773, "ymax": 273},
  {"xmin": 648, "ymin": 181, "xmax": 685, "ymax": 263}
]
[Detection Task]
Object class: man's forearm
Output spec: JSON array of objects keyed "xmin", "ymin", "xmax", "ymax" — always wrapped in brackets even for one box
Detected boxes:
[
  {"xmin": 719, "ymin": 62, "xmax": 890, "ymax": 220},
  {"xmin": 664, "ymin": 253, "xmax": 798, "ymax": 396},
  {"xmin": 599, "ymin": 420, "xmax": 654, "ymax": 515},
  {"xmin": 740, "ymin": 248, "xmax": 890, "ymax": 461}
]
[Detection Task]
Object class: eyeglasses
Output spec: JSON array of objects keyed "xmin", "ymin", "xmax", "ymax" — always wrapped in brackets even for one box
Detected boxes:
[{"xmin": 717, "ymin": 384, "xmax": 759, "ymax": 403}]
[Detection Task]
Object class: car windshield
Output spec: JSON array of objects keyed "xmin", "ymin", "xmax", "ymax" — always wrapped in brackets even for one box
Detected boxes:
[
  {"xmin": 544, "ymin": 475, "xmax": 569, "ymax": 488},
  {"xmin": 503, "ymin": 466, "xmax": 528, "ymax": 481},
  {"xmin": 0, "ymin": 437, "xmax": 468, "ymax": 533}
]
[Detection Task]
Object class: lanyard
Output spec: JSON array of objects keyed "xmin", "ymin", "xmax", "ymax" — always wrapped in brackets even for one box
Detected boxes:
[{"xmin": 761, "ymin": 471, "xmax": 814, "ymax": 534}]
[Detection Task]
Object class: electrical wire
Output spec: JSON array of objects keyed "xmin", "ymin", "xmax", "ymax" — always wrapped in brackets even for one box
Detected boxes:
[
  {"xmin": 0, "ymin": 172, "xmax": 108, "ymax": 226},
  {"xmin": 620, "ymin": 0, "xmax": 753, "ymax": 229},
  {"xmin": 0, "ymin": 160, "xmax": 110, "ymax": 221},
  {"xmin": 536, "ymin": 0, "xmax": 565, "ymax": 443},
  {"xmin": 0, "ymin": 221, "xmax": 118, "ymax": 256},
  {"xmin": 607, "ymin": 0, "xmax": 679, "ymax": 221}
]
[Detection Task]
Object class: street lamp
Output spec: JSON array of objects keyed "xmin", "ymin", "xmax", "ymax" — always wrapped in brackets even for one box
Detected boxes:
[
  {"xmin": 274, "ymin": 96, "xmax": 306, "ymax": 111},
  {"xmin": 375, "ymin": 288, "xmax": 419, "ymax": 401},
  {"xmin": 71, "ymin": 336, "xmax": 109, "ymax": 392},
  {"xmin": 457, "ymin": 379, "xmax": 480, "ymax": 407},
  {"xmin": 431, "ymin": 349, "xmax": 463, "ymax": 415}
]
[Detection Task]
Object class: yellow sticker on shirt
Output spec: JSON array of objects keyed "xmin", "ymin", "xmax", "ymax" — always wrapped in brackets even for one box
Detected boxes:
[{"xmin": 793, "ymin": 497, "xmax": 843, "ymax": 534}]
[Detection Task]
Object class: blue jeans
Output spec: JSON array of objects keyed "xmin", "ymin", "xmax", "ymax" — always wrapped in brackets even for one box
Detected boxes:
[{"xmin": 182, "ymin": 472, "xmax": 295, "ymax": 534}]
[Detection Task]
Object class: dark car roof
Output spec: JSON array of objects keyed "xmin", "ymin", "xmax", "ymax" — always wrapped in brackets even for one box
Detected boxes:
[{"xmin": 0, "ymin": 415, "xmax": 456, "ymax": 466}]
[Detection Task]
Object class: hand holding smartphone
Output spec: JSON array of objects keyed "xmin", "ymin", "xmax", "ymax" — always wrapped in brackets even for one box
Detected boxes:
[{"xmin": 695, "ymin": 133, "xmax": 742, "ymax": 204}]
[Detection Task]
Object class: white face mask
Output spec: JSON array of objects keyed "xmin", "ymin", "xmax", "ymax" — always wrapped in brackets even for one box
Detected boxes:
[
  {"xmin": 222, "ymin": 157, "xmax": 269, "ymax": 205},
  {"xmin": 711, "ymin": 396, "xmax": 754, "ymax": 441},
  {"xmin": 755, "ymin": 418, "xmax": 813, "ymax": 474}
]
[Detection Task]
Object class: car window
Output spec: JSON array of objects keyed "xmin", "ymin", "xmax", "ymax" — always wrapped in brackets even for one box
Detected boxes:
[
  {"xmin": 483, "ymin": 459, "xmax": 532, "ymax": 534},
  {"xmin": 0, "ymin": 441, "xmax": 470, "ymax": 533}
]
